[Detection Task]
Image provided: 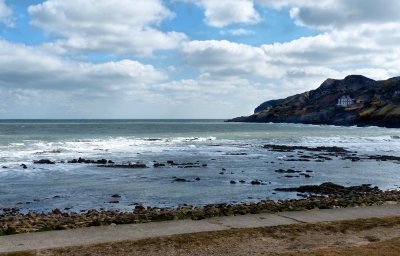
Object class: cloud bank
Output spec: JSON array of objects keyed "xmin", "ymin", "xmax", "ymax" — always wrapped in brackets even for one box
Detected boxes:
[{"xmin": 0, "ymin": 0, "xmax": 399, "ymax": 118}]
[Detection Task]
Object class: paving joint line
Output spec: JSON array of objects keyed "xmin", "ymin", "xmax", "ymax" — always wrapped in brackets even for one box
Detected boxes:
[{"xmin": 275, "ymin": 213, "xmax": 308, "ymax": 224}]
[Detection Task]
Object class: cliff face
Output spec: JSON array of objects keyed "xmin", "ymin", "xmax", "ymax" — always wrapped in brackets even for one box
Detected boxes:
[{"xmin": 227, "ymin": 75, "xmax": 400, "ymax": 128}]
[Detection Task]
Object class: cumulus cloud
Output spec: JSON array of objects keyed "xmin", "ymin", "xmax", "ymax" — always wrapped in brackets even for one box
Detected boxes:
[
  {"xmin": 258, "ymin": 0, "xmax": 400, "ymax": 30},
  {"xmin": 0, "ymin": 40, "xmax": 167, "ymax": 92},
  {"xmin": 182, "ymin": 40, "xmax": 283, "ymax": 78},
  {"xmin": 0, "ymin": 0, "xmax": 14, "ymax": 26},
  {"xmin": 182, "ymin": 22, "xmax": 400, "ymax": 97},
  {"xmin": 28, "ymin": 0, "xmax": 187, "ymax": 55},
  {"xmin": 187, "ymin": 0, "xmax": 260, "ymax": 27}
]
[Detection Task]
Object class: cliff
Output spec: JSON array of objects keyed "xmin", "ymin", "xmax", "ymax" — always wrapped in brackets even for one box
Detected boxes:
[{"xmin": 227, "ymin": 75, "xmax": 400, "ymax": 128}]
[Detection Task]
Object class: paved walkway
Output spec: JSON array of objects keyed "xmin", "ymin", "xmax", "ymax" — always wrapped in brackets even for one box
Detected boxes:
[{"xmin": 1, "ymin": 204, "xmax": 399, "ymax": 253}]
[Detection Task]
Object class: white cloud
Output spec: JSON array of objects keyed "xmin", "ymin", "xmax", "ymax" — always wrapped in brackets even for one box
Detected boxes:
[
  {"xmin": 257, "ymin": 0, "xmax": 400, "ymax": 30},
  {"xmin": 0, "ymin": 40, "xmax": 167, "ymax": 92},
  {"xmin": 220, "ymin": 28, "xmax": 255, "ymax": 36},
  {"xmin": 181, "ymin": 20, "xmax": 400, "ymax": 101},
  {"xmin": 28, "ymin": 0, "xmax": 187, "ymax": 56},
  {"xmin": 0, "ymin": 0, "xmax": 14, "ymax": 26},
  {"xmin": 154, "ymin": 74, "xmax": 279, "ymax": 117},
  {"xmin": 188, "ymin": 0, "xmax": 260, "ymax": 27},
  {"xmin": 182, "ymin": 40, "xmax": 283, "ymax": 78}
]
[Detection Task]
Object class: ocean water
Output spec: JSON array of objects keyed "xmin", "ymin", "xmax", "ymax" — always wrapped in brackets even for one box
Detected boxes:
[{"xmin": 1, "ymin": 119, "xmax": 400, "ymax": 213}]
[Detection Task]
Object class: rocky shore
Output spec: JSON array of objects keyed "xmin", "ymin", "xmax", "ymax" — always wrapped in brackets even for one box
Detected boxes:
[
  {"xmin": 1, "ymin": 183, "xmax": 399, "ymax": 236},
  {"xmin": 2, "ymin": 144, "xmax": 400, "ymax": 236}
]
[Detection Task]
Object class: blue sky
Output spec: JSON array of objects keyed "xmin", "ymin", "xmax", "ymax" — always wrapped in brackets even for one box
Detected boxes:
[{"xmin": 0, "ymin": 0, "xmax": 399, "ymax": 118}]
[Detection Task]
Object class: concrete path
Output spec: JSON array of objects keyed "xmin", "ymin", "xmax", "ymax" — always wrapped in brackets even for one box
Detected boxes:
[{"xmin": 1, "ymin": 204, "xmax": 399, "ymax": 253}]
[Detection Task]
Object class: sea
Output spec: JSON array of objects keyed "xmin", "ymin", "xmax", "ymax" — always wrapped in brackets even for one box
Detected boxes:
[{"xmin": 1, "ymin": 119, "xmax": 400, "ymax": 213}]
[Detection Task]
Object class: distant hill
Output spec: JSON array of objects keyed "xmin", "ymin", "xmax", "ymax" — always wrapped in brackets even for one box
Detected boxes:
[{"xmin": 227, "ymin": 75, "xmax": 400, "ymax": 128}]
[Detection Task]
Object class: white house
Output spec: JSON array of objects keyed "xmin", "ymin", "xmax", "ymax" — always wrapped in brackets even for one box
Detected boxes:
[{"xmin": 337, "ymin": 95, "xmax": 354, "ymax": 107}]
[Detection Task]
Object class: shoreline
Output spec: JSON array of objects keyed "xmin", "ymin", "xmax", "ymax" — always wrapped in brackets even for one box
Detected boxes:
[
  {"xmin": 1, "ymin": 205, "xmax": 400, "ymax": 254},
  {"xmin": 1, "ymin": 183, "xmax": 399, "ymax": 236}
]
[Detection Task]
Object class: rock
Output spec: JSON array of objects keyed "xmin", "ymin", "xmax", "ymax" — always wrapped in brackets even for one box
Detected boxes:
[
  {"xmin": 68, "ymin": 158, "xmax": 114, "ymax": 164},
  {"xmin": 275, "ymin": 169, "xmax": 301, "ymax": 173},
  {"xmin": 109, "ymin": 201, "xmax": 119, "ymax": 204},
  {"xmin": 230, "ymin": 180, "xmax": 237, "ymax": 184},
  {"xmin": 263, "ymin": 145, "xmax": 350, "ymax": 153},
  {"xmin": 33, "ymin": 159, "xmax": 56, "ymax": 164},
  {"xmin": 96, "ymin": 159, "xmax": 108, "ymax": 164},
  {"xmin": 284, "ymin": 175, "xmax": 295, "ymax": 178},
  {"xmin": 153, "ymin": 163, "xmax": 166, "ymax": 167},
  {"xmin": 195, "ymin": 177, "xmax": 201, "ymax": 181},
  {"xmin": 20, "ymin": 164, "xmax": 27, "ymax": 169},
  {"xmin": 135, "ymin": 205, "xmax": 146, "ymax": 212},
  {"xmin": 98, "ymin": 163, "xmax": 148, "ymax": 169},
  {"xmin": 52, "ymin": 208, "xmax": 62, "ymax": 214},
  {"xmin": 173, "ymin": 178, "xmax": 189, "ymax": 182},
  {"xmin": 251, "ymin": 180, "xmax": 262, "ymax": 185},
  {"xmin": 274, "ymin": 182, "xmax": 378, "ymax": 195},
  {"xmin": 111, "ymin": 194, "xmax": 121, "ymax": 198}
]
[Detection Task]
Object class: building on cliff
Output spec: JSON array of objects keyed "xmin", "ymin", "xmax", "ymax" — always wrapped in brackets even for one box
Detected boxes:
[{"xmin": 337, "ymin": 95, "xmax": 354, "ymax": 107}]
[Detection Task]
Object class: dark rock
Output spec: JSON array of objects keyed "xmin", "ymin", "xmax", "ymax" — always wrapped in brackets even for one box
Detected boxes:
[
  {"xmin": 284, "ymin": 158, "xmax": 311, "ymax": 162},
  {"xmin": 109, "ymin": 201, "xmax": 119, "ymax": 204},
  {"xmin": 275, "ymin": 169, "xmax": 301, "ymax": 173},
  {"xmin": 98, "ymin": 163, "xmax": 148, "ymax": 169},
  {"xmin": 274, "ymin": 182, "xmax": 378, "ymax": 196},
  {"xmin": 195, "ymin": 177, "xmax": 201, "ymax": 181},
  {"xmin": 96, "ymin": 159, "xmax": 108, "ymax": 164},
  {"xmin": 134, "ymin": 205, "xmax": 146, "ymax": 211},
  {"xmin": 225, "ymin": 152, "xmax": 247, "ymax": 155},
  {"xmin": 52, "ymin": 208, "xmax": 62, "ymax": 214},
  {"xmin": 230, "ymin": 180, "xmax": 237, "ymax": 184},
  {"xmin": 367, "ymin": 155, "xmax": 400, "ymax": 162},
  {"xmin": 263, "ymin": 144, "xmax": 350, "ymax": 153},
  {"xmin": 153, "ymin": 163, "xmax": 166, "ymax": 167},
  {"xmin": 251, "ymin": 180, "xmax": 262, "ymax": 185},
  {"xmin": 173, "ymin": 178, "xmax": 189, "ymax": 182},
  {"xmin": 111, "ymin": 194, "xmax": 121, "ymax": 198},
  {"xmin": 20, "ymin": 164, "xmax": 27, "ymax": 169}
]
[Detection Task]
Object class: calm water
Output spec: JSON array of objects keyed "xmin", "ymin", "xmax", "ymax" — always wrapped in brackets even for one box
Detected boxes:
[{"xmin": 1, "ymin": 119, "xmax": 400, "ymax": 213}]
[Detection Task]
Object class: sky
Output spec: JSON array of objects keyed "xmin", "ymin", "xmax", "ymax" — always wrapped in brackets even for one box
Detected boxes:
[{"xmin": 0, "ymin": 0, "xmax": 400, "ymax": 119}]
